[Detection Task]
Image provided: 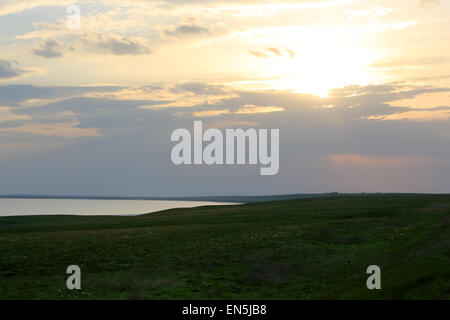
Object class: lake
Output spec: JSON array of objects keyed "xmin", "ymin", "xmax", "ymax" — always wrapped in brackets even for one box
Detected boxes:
[{"xmin": 0, "ymin": 198, "xmax": 237, "ymax": 217}]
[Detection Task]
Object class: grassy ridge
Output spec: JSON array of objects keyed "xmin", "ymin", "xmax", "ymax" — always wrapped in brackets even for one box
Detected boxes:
[{"xmin": 0, "ymin": 194, "xmax": 449, "ymax": 299}]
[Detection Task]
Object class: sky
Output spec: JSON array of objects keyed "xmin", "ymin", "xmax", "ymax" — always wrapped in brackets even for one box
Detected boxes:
[{"xmin": 0, "ymin": 0, "xmax": 449, "ymax": 196}]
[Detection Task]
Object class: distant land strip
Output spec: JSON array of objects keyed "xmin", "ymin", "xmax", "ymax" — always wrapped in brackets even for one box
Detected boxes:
[{"xmin": 0, "ymin": 193, "xmax": 431, "ymax": 203}]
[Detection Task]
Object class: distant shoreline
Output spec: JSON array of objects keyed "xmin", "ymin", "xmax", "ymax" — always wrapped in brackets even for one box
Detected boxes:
[{"xmin": 0, "ymin": 192, "xmax": 433, "ymax": 204}]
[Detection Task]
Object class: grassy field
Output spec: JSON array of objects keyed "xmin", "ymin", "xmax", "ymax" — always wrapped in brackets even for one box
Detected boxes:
[{"xmin": 0, "ymin": 194, "xmax": 449, "ymax": 300}]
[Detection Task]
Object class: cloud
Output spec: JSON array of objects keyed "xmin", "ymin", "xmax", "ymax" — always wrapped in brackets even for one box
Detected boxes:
[
  {"xmin": 192, "ymin": 109, "xmax": 230, "ymax": 117},
  {"xmin": 164, "ymin": 24, "xmax": 210, "ymax": 37},
  {"xmin": 346, "ymin": 7, "xmax": 398, "ymax": 19},
  {"xmin": 0, "ymin": 60, "xmax": 26, "ymax": 79},
  {"xmin": 250, "ymin": 51, "xmax": 268, "ymax": 58},
  {"xmin": 366, "ymin": 109, "xmax": 450, "ymax": 122},
  {"xmin": 135, "ymin": 82, "xmax": 238, "ymax": 109},
  {"xmin": 0, "ymin": 0, "xmax": 325, "ymax": 17},
  {"xmin": 33, "ymin": 39, "xmax": 63, "ymax": 58},
  {"xmin": 83, "ymin": 34, "xmax": 152, "ymax": 55},
  {"xmin": 0, "ymin": 107, "xmax": 30, "ymax": 124},
  {"xmin": 388, "ymin": 92, "xmax": 450, "ymax": 109},
  {"xmin": 0, "ymin": 0, "xmax": 72, "ymax": 16},
  {"xmin": 329, "ymin": 154, "xmax": 439, "ymax": 168},
  {"xmin": 420, "ymin": 0, "xmax": 440, "ymax": 7},
  {"xmin": 191, "ymin": 104, "xmax": 285, "ymax": 117},
  {"xmin": 266, "ymin": 47, "xmax": 282, "ymax": 56},
  {"xmin": 0, "ymin": 81, "xmax": 450, "ymax": 195},
  {"xmin": 285, "ymin": 49, "xmax": 295, "ymax": 58},
  {"xmin": 371, "ymin": 57, "xmax": 450, "ymax": 68},
  {"xmin": 170, "ymin": 82, "xmax": 231, "ymax": 95},
  {"xmin": 0, "ymin": 84, "xmax": 124, "ymax": 106},
  {"xmin": 0, "ymin": 121, "xmax": 100, "ymax": 138},
  {"xmin": 250, "ymin": 47, "xmax": 295, "ymax": 58},
  {"xmin": 235, "ymin": 105, "xmax": 285, "ymax": 114}
]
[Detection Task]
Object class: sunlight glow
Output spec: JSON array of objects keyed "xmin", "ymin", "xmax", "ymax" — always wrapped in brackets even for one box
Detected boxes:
[{"xmin": 230, "ymin": 26, "xmax": 383, "ymax": 97}]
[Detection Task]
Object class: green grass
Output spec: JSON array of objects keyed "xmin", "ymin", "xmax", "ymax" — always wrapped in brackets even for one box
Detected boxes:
[{"xmin": 0, "ymin": 194, "xmax": 449, "ymax": 299}]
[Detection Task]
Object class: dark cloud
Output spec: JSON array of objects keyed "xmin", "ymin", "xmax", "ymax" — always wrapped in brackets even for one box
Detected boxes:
[
  {"xmin": 0, "ymin": 84, "xmax": 124, "ymax": 105},
  {"xmin": 32, "ymin": 39, "xmax": 62, "ymax": 59},
  {"xmin": 0, "ymin": 82, "xmax": 449, "ymax": 195},
  {"xmin": 0, "ymin": 60, "xmax": 25, "ymax": 79},
  {"xmin": 83, "ymin": 34, "xmax": 152, "ymax": 55},
  {"xmin": 170, "ymin": 82, "xmax": 230, "ymax": 95},
  {"xmin": 4, "ymin": 82, "xmax": 449, "ymax": 131},
  {"xmin": 0, "ymin": 120, "xmax": 27, "ymax": 129},
  {"xmin": 164, "ymin": 24, "xmax": 210, "ymax": 37}
]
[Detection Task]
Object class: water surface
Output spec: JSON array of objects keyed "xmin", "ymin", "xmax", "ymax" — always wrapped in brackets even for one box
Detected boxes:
[{"xmin": 0, "ymin": 198, "xmax": 236, "ymax": 217}]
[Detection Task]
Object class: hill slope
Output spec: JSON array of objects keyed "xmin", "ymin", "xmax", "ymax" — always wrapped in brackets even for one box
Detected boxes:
[{"xmin": 0, "ymin": 194, "xmax": 449, "ymax": 299}]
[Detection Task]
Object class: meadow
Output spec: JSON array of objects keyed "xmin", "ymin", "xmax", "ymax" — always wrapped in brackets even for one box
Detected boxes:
[{"xmin": 0, "ymin": 194, "xmax": 449, "ymax": 299}]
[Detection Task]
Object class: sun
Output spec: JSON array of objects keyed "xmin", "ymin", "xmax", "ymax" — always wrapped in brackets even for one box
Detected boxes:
[
  {"xmin": 269, "ymin": 44, "xmax": 379, "ymax": 98},
  {"xmin": 233, "ymin": 26, "xmax": 383, "ymax": 98}
]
